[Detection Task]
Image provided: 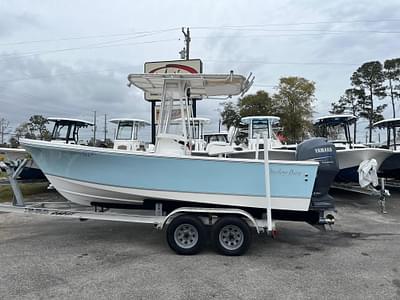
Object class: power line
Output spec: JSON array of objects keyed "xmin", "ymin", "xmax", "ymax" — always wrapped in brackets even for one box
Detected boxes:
[
  {"xmin": 195, "ymin": 28, "xmax": 400, "ymax": 34},
  {"xmin": 1, "ymin": 19, "xmax": 398, "ymax": 48},
  {"xmin": 0, "ymin": 33, "xmax": 159, "ymax": 58},
  {"xmin": 191, "ymin": 19, "xmax": 400, "ymax": 29},
  {"xmin": 0, "ymin": 66, "xmax": 142, "ymax": 84},
  {"xmin": 195, "ymin": 33, "xmax": 397, "ymax": 39},
  {"xmin": 0, "ymin": 58, "xmax": 362, "ymax": 85},
  {"xmin": 204, "ymin": 59, "xmax": 359, "ymax": 66},
  {"xmin": 0, "ymin": 59, "xmax": 362, "ymax": 85},
  {"xmin": 0, "ymin": 38, "xmax": 179, "ymax": 62},
  {"xmin": 0, "ymin": 27, "xmax": 180, "ymax": 47}
]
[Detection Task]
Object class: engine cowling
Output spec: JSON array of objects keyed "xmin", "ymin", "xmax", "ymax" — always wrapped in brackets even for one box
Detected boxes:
[{"xmin": 296, "ymin": 138, "xmax": 339, "ymax": 211}]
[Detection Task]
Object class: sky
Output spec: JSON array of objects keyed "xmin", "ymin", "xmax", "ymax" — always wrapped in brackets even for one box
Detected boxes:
[{"xmin": 0, "ymin": 0, "xmax": 399, "ymax": 142}]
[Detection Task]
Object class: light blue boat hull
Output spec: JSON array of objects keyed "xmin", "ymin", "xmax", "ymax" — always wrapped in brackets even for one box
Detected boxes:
[{"xmin": 21, "ymin": 139, "xmax": 319, "ymax": 211}]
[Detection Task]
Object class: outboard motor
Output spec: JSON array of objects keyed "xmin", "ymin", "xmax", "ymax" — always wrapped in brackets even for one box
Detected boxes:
[{"xmin": 296, "ymin": 138, "xmax": 339, "ymax": 225}]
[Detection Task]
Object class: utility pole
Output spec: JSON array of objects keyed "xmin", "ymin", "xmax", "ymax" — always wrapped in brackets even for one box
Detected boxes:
[
  {"xmin": 104, "ymin": 114, "xmax": 107, "ymax": 142},
  {"xmin": 181, "ymin": 27, "xmax": 197, "ymax": 117},
  {"xmin": 0, "ymin": 118, "xmax": 10, "ymax": 145},
  {"xmin": 181, "ymin": 27, "xmax": 190, "ymax": 60},
  {"xmin": 93, "ymin": 111, "xmax": 97, "ymax": 146}
]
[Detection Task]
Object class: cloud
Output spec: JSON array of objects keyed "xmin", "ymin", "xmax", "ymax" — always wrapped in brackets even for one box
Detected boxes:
[
  {"xmin": 0, "ymin": 56, "xmax": 150, "ymax": 139},
  {"xmin": 0, "ymin": 12, "xmax": 41, "ymax": 37}
]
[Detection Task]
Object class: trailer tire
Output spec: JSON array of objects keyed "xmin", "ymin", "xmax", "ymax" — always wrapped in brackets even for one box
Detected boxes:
[
  {"xmin": 212, "ymin": 216, "xmax": 251, "ymax": 256},
  {"xmin": 166, "ymin": 215, "xmax": 206, "ymax": 255}
]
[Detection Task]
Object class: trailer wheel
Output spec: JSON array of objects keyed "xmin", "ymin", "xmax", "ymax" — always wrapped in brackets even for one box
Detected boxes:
[
  {"xmin": 212, "ymin": 216, "xmax": 252, "ymax": 256},
  {"xmin": 166, "ymin": 215, "xmax": 206, "ymax": 255}
]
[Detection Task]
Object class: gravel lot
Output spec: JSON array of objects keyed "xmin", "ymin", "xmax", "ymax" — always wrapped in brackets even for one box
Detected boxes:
[{"xmin": 0, "ymin": 189, "xmax": 400, "ymax": 299}]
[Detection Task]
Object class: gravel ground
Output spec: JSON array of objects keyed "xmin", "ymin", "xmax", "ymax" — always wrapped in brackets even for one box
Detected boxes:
[{"xmin": 0, "ymin": 189, "xmax": 400, "ymax": 299}]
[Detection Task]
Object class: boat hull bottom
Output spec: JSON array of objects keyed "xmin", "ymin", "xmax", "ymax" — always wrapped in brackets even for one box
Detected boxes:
[
  {"xmin": 46, "ymin": 175, "xmax": 312, "ymax": 212},
  {"xmin": 379, "ymin": 153, "xmax": 400, "ymax": 179},
  {"xmin": 335, "ymin": 166, "xmax": 359, "ymax": 184}
]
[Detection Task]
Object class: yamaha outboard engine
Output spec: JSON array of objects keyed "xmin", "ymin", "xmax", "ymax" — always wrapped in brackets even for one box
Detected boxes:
[{"xmin": 296, "ymin": 138, "xmax": 339, "ymax": 225}]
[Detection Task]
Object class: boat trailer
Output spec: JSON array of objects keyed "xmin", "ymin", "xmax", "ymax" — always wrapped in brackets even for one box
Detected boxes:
[
  {"xmin": 0, "ymin": 154, "xmax": 278, "ymax": 256},
  {"xmin": 332, "ymin": 178, "xmax": 390, "ymax": 214}
]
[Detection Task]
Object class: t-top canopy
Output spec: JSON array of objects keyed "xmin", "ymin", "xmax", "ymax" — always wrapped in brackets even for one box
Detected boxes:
[
  {"xmin": 241, "ymin": 116, "xmax": 280, "ymax": 125},
  {"xmin": 172, "ymin": 117, "xmax": 211, "ymax": 124},
  {"xmin": 373, "ymin": 118, "xmax": 400, "ymax": 129},
  {"xmin": 127, "ymin": 73, "xmax": 253, "ymax": 98},
  {"xmin": 109, "ymin": 118, "xmax": 150, "ymax": 126},
  {"xmin": 47, "ymin": 117, "xmax": 94, "ymax": 126},
  {"xmin": 314, "ymin": 114, "xmax": 357, "ymax": 126}
]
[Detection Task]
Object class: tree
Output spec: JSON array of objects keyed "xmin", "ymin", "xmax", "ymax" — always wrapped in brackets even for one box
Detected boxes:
[
  {"xmin": 238, "ymin": 90, "xmax": 276, "ymax": 117},
  {"xmin": 14, "ymin": 115, "xmax": 52, "ymax": 141},
  {"xmin": 273, "ymin": 77, "xmax": 316, "ymax": 143},
  {"xmin": 330, "ymin": 88, "xmax": 363, "ymax": 143},
  {"xmin": 28, "ymin": 115, "xmax": 51, "ymax": 140},
  {"xmin": 220, "ymin": 101, "xmax": 241, "ymax": 129},
  {"xmin": 351, "ymin": 61, "xmax": 387, "ymax": 143},
  {"xmin": 384, "ymin": 58, "xmax": 400, "ymax": 118},
  {"xmin": 15, "ymin": 122, "xmax": 36, "ymax": 140}
]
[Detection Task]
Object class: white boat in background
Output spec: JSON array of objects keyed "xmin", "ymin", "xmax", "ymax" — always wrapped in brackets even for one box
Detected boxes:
[
  {"xmin": 204, "ymin": 132, "xmax": 229, "ymax": 144},
  {"xmin": 0, "ymin": 117, "xmax": 94, "ymax": 180},
  {"xmin": 0, "ymin": 147, "xmax": 45, "ymax": 180},
  {"xmin": 0, "ymin": 147, "xmax": 27, "ymax": 162},
  {"xmin": 109, "ymin": 118, "xmax": 150, "ymax": 151},
  {"xmin": 21, "ymin": 72, "xmax": 340, "ymax": 227},
  {"xmin": 314, "ymin": 115, "xmax": 392, "ymax": 183},
  {"xmin": 373, "ymin": 118, "xmax": 400, "ymax": 179},
  {"xmin": 228, "ymin": 116, "xmax": 296, "ymax": 161}
]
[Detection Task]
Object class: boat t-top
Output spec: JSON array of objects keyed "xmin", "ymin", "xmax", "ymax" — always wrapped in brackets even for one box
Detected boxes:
[
  {"xmin": 48, "ymin": 117, "xmax": 94, "ymax": 145},
  {"xmin": 109, "ymin": 118, "xmax": 150, "ymax": 151},
  {"xmin": 314, "ymin": 114, "xmax": 365, "ymax": 149}
]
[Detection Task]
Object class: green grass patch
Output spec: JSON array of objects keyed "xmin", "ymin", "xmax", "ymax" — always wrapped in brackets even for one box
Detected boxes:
[{"xmin": 0, "ymin": 182, "xmax": 49, "ymax": 202}]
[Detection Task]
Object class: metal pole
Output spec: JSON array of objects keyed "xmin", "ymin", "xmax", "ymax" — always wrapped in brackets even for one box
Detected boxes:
[
  {"xmin": 4, "ymin": 159, "xmax": 28, "ymax": 206},
  {"xmin": 0, "ymin": 118, "xmax": 4, "ymax": 144},
  {"xmin": 263, "ymin": 133, "xmax": 272, "ymax": 233},
  {"xmin": 104, "ymin": 114, "xmax": 107, "ymax": 142},
  {"xmin": 151, "ymin": 102, "xmax": 156, "ymax": 145},
  {"xmin": 93, "ymin": 111, "xmax": 97, "ymax": 146},
  {"xmin": 255, "ymin": 134, "xmax": 260, "ymax": 160}
]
